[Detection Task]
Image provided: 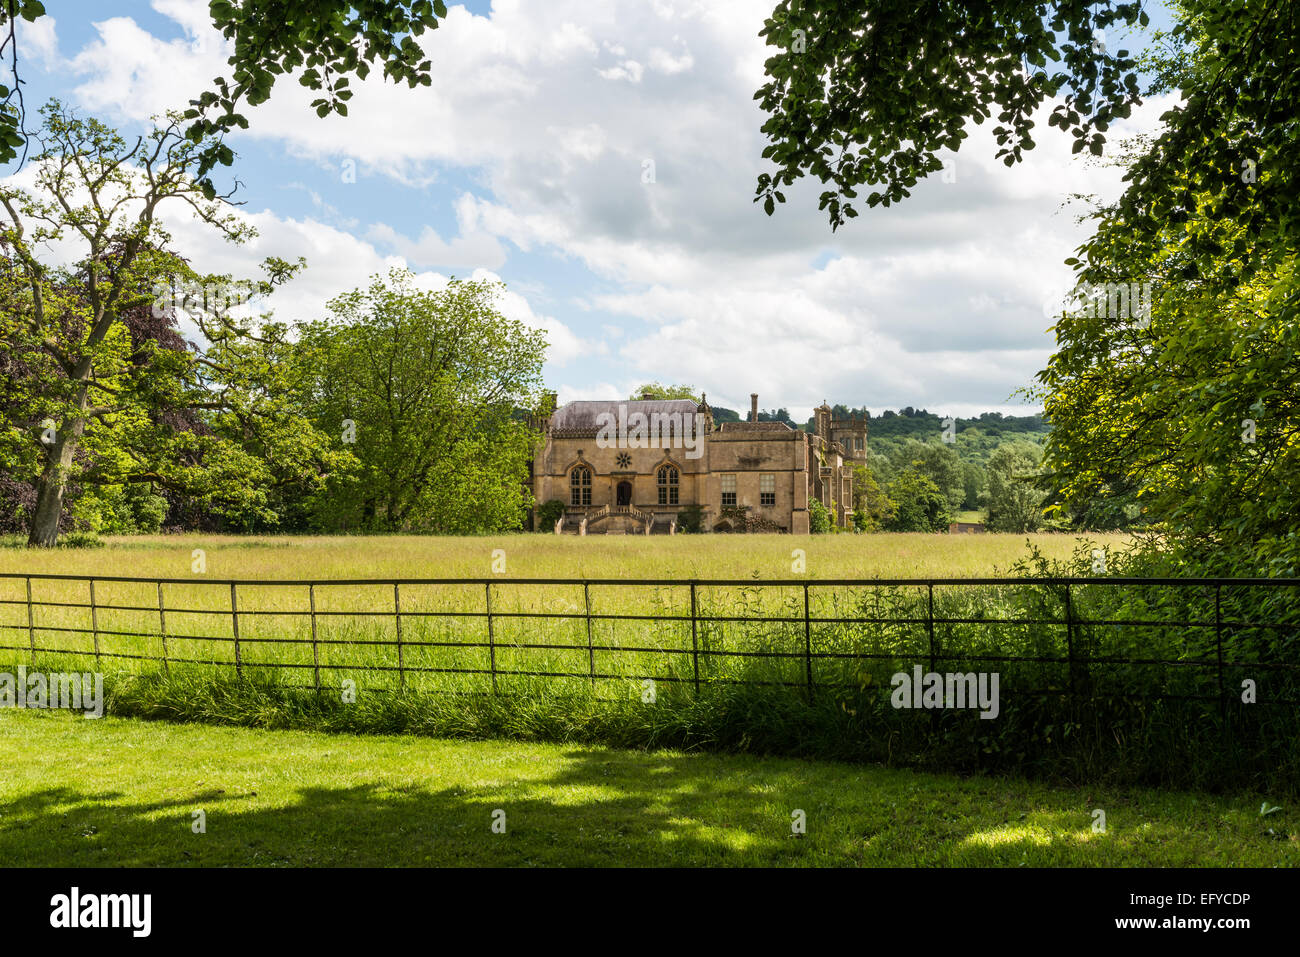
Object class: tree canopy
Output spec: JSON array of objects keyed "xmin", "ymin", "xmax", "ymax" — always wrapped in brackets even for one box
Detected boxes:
[
  {"xmin": 756, "ymin": 0, "xmax": 1300, "ymax": 567},
  {"xmin": 291, "ymin": 269, "xmax": 547, "ymax": 534},
  {"xmin": 0, "ymin": 1, "xmax": 447, "ymax": 194},
  {"xmin": 0, "ymin": 102, "xmax": 342, "ymax": 545},
  {"xmin": 755, "ymin": 0, "xmax": 1147, "ymax": 229},
  {"xmin": 1034, "ymin": 2, "xmax": 1300, "ymax": 572}
]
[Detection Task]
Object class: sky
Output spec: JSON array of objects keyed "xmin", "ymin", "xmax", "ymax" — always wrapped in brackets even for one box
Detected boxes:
[{"xmin": 7, "ymin": 0, "xmax": 1178, "ymax": 421}]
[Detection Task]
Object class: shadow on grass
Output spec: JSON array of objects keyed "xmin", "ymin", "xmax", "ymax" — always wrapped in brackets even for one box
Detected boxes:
[{"xmin": 0, "ymin": 743, "xmax": 1237, "ymax": 867}]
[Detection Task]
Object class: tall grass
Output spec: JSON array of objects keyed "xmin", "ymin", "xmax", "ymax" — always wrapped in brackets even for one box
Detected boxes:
[
  {"xmin": 0, "ymin": 530, "xmax": 1133, "ymax": 580},
  {"xmin": 3, "ymin": 534, "xmax": 1296, "ymax": 793}
]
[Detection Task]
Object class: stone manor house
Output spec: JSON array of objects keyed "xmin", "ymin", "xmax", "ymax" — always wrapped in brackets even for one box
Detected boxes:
[{"xmin": 528, "ymin": 392, "xmax": 866, "ymax": 534}]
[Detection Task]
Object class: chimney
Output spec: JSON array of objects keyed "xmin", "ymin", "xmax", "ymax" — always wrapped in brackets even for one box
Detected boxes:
[
  {"xmin": 642, "ymin": 389, "xmax": 655, "ymax": 401},
  {"xmin": 750, "ymin": 393, "xmax": 759, "ymax": 422}
]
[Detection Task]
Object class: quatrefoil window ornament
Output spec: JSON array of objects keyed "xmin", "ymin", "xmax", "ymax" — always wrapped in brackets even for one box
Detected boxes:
[{"xmin": 616, "ymin": 453, "xmax": 631, "ymax": 468}]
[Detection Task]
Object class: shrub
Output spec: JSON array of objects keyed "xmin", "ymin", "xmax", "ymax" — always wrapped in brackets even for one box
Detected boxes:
[
  {"xmin": 535, "ymin": 498, "xmax": 566, "ymax": 531},
  {"xmin": 676, "ymin": 504, "xmax": 704, "ymax": 533}
]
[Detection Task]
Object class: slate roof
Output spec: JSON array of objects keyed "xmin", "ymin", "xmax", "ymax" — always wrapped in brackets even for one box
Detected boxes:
[
  {"xmin": 717, "ymin": 421, "xmax": 795, "ymax": 433},
  {"xmin": 549, "ymin": 399, "xmax": 702, "ymax": 433}
]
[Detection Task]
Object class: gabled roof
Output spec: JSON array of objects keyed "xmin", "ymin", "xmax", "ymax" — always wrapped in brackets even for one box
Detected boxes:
[
  {"xmin": 549, "ymin": 399, "xmax": 701, "ymax": 433},
  {"xmin": 717, "ymin": 421, "xmax": 795, "ymax": 432}
]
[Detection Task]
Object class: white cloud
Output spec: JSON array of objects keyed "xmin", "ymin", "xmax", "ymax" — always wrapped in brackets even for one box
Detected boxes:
[
  {"xmin": 597, "ymin": 60, "xmax": 644, "ymax": 83},
  {"xmin": 20, "ymin": 15, "xmax": 59, "ymax": 70},
  {"xmin": 469, "ymin": 269, "xmax": 591, "ymax": 366},
  {"xmin": 69, "ymin": 12, "xmax": 228, "ymax": 120},
  {"xmin": 163, "ymin": 209, "xmax": 582, "ymax": 373},
  {"xmin": 364, "ymin": 191, "xmax": 508, "ymax": 271},
  {"xmin": 648, "ymin": 45, "xmax": 694, "ymax": 75},
  {"xmin": 0, "ymin": 157, "xmax": 579, "ymax": 375},
  {"xmin": 56, "ymin": 0, "xmax": 1175, "ymax": 412}
]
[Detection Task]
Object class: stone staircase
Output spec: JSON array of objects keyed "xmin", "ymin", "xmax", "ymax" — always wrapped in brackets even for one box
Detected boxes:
[{"xmin": 557, "ymin": 504, "xmax": 672, "ymax": 535}]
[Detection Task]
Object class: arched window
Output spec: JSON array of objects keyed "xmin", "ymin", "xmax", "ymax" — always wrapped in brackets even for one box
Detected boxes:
[
  {"xmin": 657, "ymin": 464, "xmax": 679, "ymax": 505},
  {"xmin": 570, "ymin": 466, "xmax": 592, "ymax": 506}
]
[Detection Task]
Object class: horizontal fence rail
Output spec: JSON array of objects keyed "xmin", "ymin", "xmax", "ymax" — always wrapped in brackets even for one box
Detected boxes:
[{"xmin": 1, "ymin": 574, "xmax": 1297, "ymax": 714}]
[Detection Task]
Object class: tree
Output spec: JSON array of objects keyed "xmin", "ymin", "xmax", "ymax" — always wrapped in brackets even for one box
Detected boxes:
[
  {"xmin": 1038, "ymin": 258, "xmax": 1300, "ymax": 566},
  {"xmin": 1034, "ymin": 4, "xmax": 1300, "ymax": 571},
  {"xmin": 1077, "ymin": 1, "xmax": 1300, "ymax": 296},
  {"xmin": 984, "ymin": 443, "xmax": 1046, "ymax": 533},
  {"xmin": 884, "ymin": 469, "xmax": 951, "ymax": 532},
  {"xmin": 755, "ymin": 0, "xmax": 1300, "ymax": 295},
  {"xmin": 292, "ymin": 269, "xmax": 547, "ymax": 533},
  {"xmin": 808, "ymin": 498, "xmax": 831, "ymax": 533},
  {"xmin": 754, "ymin": 0, "xmax": 1146, "ymax": 229},
  {"xmin": 960, "ymin": 460, "xmax": 986, "ymax": 512},
  {"xmin": 851, "ymin": 462, "xmax": 893, "ymax": 531},
  {"xmin": 756, "ymin": 407, "xmax": 795, "ymax": 426},
  {"xmin": 758, "ymin": 0, "xmax": 1300, "ymax": 574},
  {"xmin": 629, "ymin": 382, "xmax": 698, "ymax": 401},
  {"xmin": 0, "ymin": 102, "xmax": 341, "ymax": 546},
  {"xmin": 901, "ymin": 440, "xmax": 964, "ymax": 509},
  {"xmin": 1, "ymin": 2, "xmax": 448, "ymax": 191}
]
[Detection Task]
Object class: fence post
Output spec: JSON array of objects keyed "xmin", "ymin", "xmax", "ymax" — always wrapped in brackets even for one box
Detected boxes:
[
  {"xmin": 690, "ymin": 582, "xmax": 700, "ymax": 695},
  {"xmin": 394, "ymin": 582, "xmax": 405, "ymax": 690},
  {"xmin": 1065, "ymin": 582, "xmax": 1075, "ymax": 699},
  {"xmin": 309, "ymin": 584, "xmax": 321, "ymax": 692},
  {"xmin": 926, "ymin": 582, "xmax": 936, "ymax": 674},
  {"xmin": 25, "ymin": 576, "xmax": 34, "ymax": 664},
  {"xmin": 230, "ymin": 582, "xmax": 242, "ymax": 679},
  {"xmin": 804, "ymin": 582, "xmax": 814, "ymax": 703},
  {"xmin": 584, "ymin": 581, "xmax": 595, "ymax": 688},
  {"xmin": 1215, "ymin": 584, "xmax": 1225, "ymax": 720},
  {"xmin": 89, "ymin": 579, "xmax": 100, "ymax": 667},
  {"xmin": 485, "ymin": 582, "xmax": 497, "ymax": 694},
  {"xmin": 157, "ymin": 581, "xmax": 170, "ymax": 676}
]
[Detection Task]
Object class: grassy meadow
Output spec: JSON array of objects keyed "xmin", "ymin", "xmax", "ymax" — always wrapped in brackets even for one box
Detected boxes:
[
  {"xmin": 4, "ymin": 528, "xmax": 1294, "ymax": 798},
  {"xmin": 0, "ymin": 530, "xmax": 1127, "ymax": 580},
  {"xmin": 0, "ymin": 531, "xmax": 1137, "ymax": 700},
  {"xmin": 1, "ymin": 708, "xmax": 1293, "ymax": 867},
  {"xmin": 2, "ymin": 532, "xmax": 1296, "ymax": 868}
]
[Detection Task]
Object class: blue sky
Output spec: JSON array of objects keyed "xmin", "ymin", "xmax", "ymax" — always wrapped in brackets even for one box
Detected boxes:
[{"xmin": 10, "ymin": 0, "xmax": 1178, "ymax": 420}]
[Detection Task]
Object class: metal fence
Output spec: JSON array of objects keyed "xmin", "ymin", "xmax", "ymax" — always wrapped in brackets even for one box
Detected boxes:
[{"xmin": 1, "ymin": 573, "xmax": 1298, "ymax": 708}]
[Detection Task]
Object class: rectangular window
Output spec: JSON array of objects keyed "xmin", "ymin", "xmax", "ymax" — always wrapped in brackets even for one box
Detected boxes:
[
  {"xmin": 760, "ymin": 474, "xmax": 775, "ymax": 507},
  {"xmin": 721, "ymin": 473, "xmax": 736, "ymax": 507}
]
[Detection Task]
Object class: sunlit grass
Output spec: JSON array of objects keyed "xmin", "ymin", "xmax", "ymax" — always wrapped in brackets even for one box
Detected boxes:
[
  {"xmin": 0, "ymin": 532, "xmax": 1136, "ymax": 696},
  {"xmin": 0, "ymin": 709, "xmax": 1292, "ymax": 867},
  {"xmin": 5, "ymin": 530, "xmax": 1289, "ymax": 797},
  {"xmin": 0, "ymin": 530, "xmax": 1131, "ymax": 581}
]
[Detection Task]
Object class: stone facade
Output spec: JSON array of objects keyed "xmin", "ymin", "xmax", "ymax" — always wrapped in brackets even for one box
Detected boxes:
[{"xmin": 528, "ymin": 392, "xmax": 866, "ymax": 534}]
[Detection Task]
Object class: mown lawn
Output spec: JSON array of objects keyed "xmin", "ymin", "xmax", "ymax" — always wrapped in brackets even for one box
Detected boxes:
[{"xmin": 1, "ymin": 710, "xmax": 1293, "ymax": 867}]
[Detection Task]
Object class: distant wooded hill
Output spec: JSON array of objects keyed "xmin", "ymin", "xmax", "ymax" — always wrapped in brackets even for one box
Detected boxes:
[{"xmin": 707, "ymin": 404, "xmax": 1049, "ymax": 443}]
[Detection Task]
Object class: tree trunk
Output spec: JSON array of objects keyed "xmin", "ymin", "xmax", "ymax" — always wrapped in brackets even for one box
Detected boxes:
[
  {"xmin": 27, "ymin": 406, "xmax": 88, "ymax": 547},
  {"xmin": 27, "ymin": 443, "xmax": 72, "ymax": 546}
]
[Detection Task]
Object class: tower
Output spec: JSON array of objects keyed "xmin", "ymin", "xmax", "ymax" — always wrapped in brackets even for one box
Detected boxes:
[{"xmin": 814, "ymin": 401, "xmax": 832, "ymax": 440}]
